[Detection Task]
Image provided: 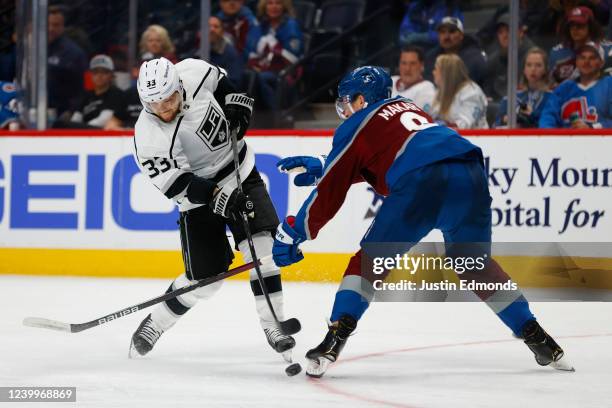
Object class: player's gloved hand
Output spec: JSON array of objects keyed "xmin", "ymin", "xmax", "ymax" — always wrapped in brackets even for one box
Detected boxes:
[
  {"xmin": 224, "ymin": 93, "xmax": 254, "ymax": 140},
  {"xmin": 273, "ymin": 216, "xmax": 305, "ymax": 267},
  {"xmin": 211, "ymin": 183, "xmax": 255, "ymax": 220},
  {"xmin": 276, "ymin": 155, "xmax": 326, "ymax": 186}
]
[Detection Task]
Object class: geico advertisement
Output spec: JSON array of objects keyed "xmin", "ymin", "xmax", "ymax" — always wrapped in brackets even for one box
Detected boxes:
[{"xmin": 0, "ymin": 135, "xmax": 610, "ymax": 252}]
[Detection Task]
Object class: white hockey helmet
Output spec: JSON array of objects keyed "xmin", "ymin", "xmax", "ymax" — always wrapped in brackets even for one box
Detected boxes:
[{"xmin": 137, "ymin": 57, "xmax": 183, "ymax": 112}]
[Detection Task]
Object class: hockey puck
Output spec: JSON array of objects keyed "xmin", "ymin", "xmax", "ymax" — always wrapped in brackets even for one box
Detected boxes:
[{"xmin": 285, "ymin": 362, "xmax": 302, "ymax": 376}]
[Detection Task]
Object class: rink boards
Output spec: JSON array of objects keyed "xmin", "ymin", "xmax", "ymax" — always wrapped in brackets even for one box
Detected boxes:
[{"xmin": 0, "ymin": 129, "xmax": 611, "ymax": 286}]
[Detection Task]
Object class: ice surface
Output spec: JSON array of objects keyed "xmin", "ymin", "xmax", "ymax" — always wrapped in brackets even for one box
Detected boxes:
[{"xmin": 1, "ymin": 275, "xmax": 611, "ymax": 408}]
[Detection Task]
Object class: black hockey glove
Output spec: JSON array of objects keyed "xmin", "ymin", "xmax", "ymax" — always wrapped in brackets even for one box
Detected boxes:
[
  {"xmin": 211, "ymin": 183, "xmax": 255, "ymax": 220},
  {"xmin": 224, "ymin": 93, "xmax": 254, "ymax": 140}
]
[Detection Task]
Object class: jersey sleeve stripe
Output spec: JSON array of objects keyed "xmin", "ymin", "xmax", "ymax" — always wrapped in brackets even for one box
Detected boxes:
[
  {"xmin": 164, "ymin": 172, "xmax": 193, "ymax": 199},
  {"xmin": 215, "ymin": 65, "xmax": 225, "ymax": 80},
  {"xmin": 168, "ymin": 116, "xmax": 184, "ymax": 159},
  {"xmin": 192, "ymin": 67, "xmax": 213, "ymax": 99},
  {"xmin": 132, "ymin": 134, "xmax": 138, "ymax": 156},
  {"xmin": 392, "ymin": 132, "xmax": 416, "ymax": 163}
]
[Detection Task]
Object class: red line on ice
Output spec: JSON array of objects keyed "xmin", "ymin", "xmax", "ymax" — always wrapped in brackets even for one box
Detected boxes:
[{"xmin": 307, "ymin": 332, "xmax": 612, "ymax": 408}]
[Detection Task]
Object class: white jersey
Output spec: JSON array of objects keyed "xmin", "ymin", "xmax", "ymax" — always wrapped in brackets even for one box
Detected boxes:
[
  {"xmin": 390, "ymin": 76, "xmax": 436, "ymax": 114},
  {"xmin": 133, "ymin": 58, "xmax": 255, "ymax": 212},
  {"xmin": 431, "ymin": 81, "xmax": 489, "ymax": 129}
]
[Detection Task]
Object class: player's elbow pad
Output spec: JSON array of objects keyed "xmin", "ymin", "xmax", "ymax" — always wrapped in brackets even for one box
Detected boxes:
[
  {"xmin": 213, "ymin": 75, "xmax": 238, "ymax": 108},
  {"xmin": 186, "ymin": 175, "xmax": 217, "ymax": 204}
]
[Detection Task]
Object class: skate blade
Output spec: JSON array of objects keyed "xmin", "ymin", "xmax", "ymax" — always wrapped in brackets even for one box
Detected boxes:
[
  {"xmin": 550, "ymin": 357, "xmax": 575, "ymax": 372},
  {"xmin": 128, "ymin": 340, "xmax": 143, "ymax": 359},
  {"xmin": 282, "ymin": 349, "xmax": 293, "ymax": 363},
  {"xmin": 305, "ymin": 357, "xmax": 331, "ymax": 378}
]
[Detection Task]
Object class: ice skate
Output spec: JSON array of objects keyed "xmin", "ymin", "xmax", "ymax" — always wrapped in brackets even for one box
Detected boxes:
[
  {"xmin": 305, "ymin": 315, "xmax": 357, "ymax": 378},
  {"xmin": 522, "ymin": 320, "xmax": 574, "ymax": 372},
  {"xmin": 129, "ymin": 314, "xmax": 165, "ymax": 358},
  {"xmin": 264, "ymin": 327, "xmax": 296, "ymax": 363}
]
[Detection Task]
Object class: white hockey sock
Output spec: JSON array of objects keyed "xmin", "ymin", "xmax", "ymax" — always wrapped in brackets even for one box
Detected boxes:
[
  {"xmin": 151, "ymin": 273, "xmax": 224, "ymax": 331},
  {"xmin": 150, "ymin": 303, "xmax": 180, "ymax": 332},
  {"xmin": 238, "ymin": 232, "xmax": 286, "ymax": 328},
  {"xmin": 255, "ymin": 292, "xmax": 285, "ymax": 329}
]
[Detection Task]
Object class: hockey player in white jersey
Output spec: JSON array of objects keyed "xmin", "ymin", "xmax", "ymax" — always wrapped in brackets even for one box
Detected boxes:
[{"xmin": 129, "ymin": 57, "xmax": 295, "ymax": 360}]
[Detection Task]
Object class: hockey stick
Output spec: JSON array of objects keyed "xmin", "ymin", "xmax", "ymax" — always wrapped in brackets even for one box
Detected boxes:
[
  {"xmin": 229, "ymin": 129, "xmax": 301, "ymax": 336},
  {"xmin": 23, "ymin": 256, "xmax": 270, "ymax": 333}
]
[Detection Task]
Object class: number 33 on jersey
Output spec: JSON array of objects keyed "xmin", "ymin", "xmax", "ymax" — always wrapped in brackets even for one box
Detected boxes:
[
  {"xmin": 141, "ymin": 157, "xmax": 179, "ymax": 178},
  {"xmin": 132, "ymin": 58, "xmax": 256, "ymax": 213}
]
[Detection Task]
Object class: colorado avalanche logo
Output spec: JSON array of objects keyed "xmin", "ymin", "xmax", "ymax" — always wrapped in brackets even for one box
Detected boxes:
[{"xmin": 561, "ymin": 97, "xmax": 598, "ymax": 124}]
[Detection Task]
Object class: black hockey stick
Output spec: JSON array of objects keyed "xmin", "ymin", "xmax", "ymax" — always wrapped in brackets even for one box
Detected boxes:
[
  {"xmin": 23, "ymin": 256, "xmax": 270, "ymax": 333},
  {"xmin": 229, "ymin": 129, "xmax": 301, "ymax": 336}
]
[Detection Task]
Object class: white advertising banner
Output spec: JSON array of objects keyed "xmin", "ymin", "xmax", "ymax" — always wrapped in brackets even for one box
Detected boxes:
[{"xmin": 0, "ymin": 134, "xmax": 610, "ymax": 254}]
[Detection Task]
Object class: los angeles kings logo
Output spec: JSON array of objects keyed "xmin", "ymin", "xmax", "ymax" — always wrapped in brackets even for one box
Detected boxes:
[{"xmin": 195, "ymin": 103, "xmax": 229, "ymax": 151}]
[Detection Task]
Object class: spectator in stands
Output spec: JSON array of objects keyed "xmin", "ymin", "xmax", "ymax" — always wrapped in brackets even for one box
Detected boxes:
[
  {"xmin": 548, "ymin": 6, "xmax": 611, "ymax": 86},
  {"xmin": 209, "ymin": 16, "xmax": 244, "ymax": 88},
  {"xmin": 424, "ymin": 17, "xmax": 487, "ymax": 87},
  {"xmin": 476, "ymin": 1, "xmax": 562, "ymax": 54},
  {"xmin": 483, "ymin": 13, "xmax": 534, "ymax": 102},
  {"xmin": 217, "ymin": 0, "xmax": 260, "ymax": 60},
  {"xmin": 391, "ymin": 45, "xmax": 436, "ymax": 113},
  {"xmin": 121, "ymin": 87, "xmax": 144, "ymax": 128},
  {"xmin": 139, "ymin": 24, "xmax": 177, "ymax": 63},
  {"xmin": 247, "ymin": 0, "xmax": 303, "ymax": 110},
  {"xmin": 399, "ymin": 0, "xmax": 463, "ymax": 48},
  {"xmin": 0, "ymin": 81, "xmax": 20, "ymax": 130},
  {"xmin": 431, "ymin": 54, "xmax": 489, "ymax": 129},
  {"xmin": 540, "ymin": 42, "xmax": 611, "ymax": 128},
  {"xmin": 60, "ymin": 55, "xmax": 127, "ymax": 129},
  {"xmin": 495, "ymin": 47, "xmax": 553, "ymax": 128},
  {"xmin": 0, "ymin": 32, "xmax": 16, "ymax": 82},
  {"xmin": 47, "ymin": 5, "xmax": 87, "ymax": 119},
  {"xmin": 549, "ymin": 0, "xmax": 610, "ymax": 30}
]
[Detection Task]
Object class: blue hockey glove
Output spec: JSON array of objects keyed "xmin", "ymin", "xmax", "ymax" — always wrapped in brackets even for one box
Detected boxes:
[
  {"xmin": 276, "ymin": 155, "xmax": 326, "ymax": 186},
  {"xmin": 273, "ymin": 216, "xmax": 306, "ymax": 267}
]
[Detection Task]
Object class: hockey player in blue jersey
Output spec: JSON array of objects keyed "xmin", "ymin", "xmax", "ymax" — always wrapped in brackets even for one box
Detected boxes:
[
  {"xmin": 273, "ymin": 66, "xmax": 573, "ymax": 377},
  {"xmin": 540, "ymin": 42, "xmax": 611, "ymax": 128}
]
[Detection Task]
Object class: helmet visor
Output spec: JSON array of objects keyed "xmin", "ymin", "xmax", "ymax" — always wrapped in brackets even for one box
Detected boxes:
[{"xmin": 335, "ymin": 95, "xmax": 353, "ymax": 120}]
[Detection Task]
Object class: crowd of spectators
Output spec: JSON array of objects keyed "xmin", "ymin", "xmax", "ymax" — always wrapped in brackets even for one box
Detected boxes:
[
  {"xmin": 0, "ymin": 0, "xmax": 610, "ymax": 130},
  {"xmin": 397, "ymin": 0, "xmax": 610, "ymax": 129}
]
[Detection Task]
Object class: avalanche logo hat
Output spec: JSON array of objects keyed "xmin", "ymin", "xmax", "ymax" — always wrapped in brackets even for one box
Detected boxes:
[
  {"xmin": 576, "ymin": 41, "xmax": 605, "ymax": 61},
  {"xmin": 567, "ymin": 6, "xmax": 594, "ymax": 25}
]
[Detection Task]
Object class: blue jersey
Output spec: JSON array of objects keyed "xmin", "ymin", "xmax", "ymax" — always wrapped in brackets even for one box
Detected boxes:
[
  {"xmin": 539, "ymin": 76, "xmax": 612, "ymax": 128},
  {"xmin": 495, "ymin": 89, "xmax": 553, "ymax": 128},
  {"xmin": 217, "ymin": 6, "xmax": 260, "ymax": 60},
  {"xmin": 0, "ymin": 81, "xmax": 18, "ymax": 128},
  {"xmin": 549, "ymin": 41, "xmax": 612, "ymax": 84},
  {"xmin": 293, "ymin": 96, "xmax": 481, "ymax": 239},
  {"xmin": 247, "ymin": 16, "xmax": 303, "ymax": 70},
  {"xmin": 399, "ymin": 0, "xmax": 463, "ymax": 45}
]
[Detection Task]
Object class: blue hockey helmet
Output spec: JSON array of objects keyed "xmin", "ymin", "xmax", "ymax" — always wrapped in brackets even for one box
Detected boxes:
[{"xmin": 336, "ymin": 66, "xmax": 392, "ymax": 119}]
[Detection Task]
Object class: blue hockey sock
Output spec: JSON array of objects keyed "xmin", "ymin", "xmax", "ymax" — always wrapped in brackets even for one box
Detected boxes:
[
  {"xmin": 496, "ymin": 295, "xmax": 535, "ymax": 336},
  {"xmin": 330, "ymin": 289, "xmax": 370, "ymax": 322}
]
